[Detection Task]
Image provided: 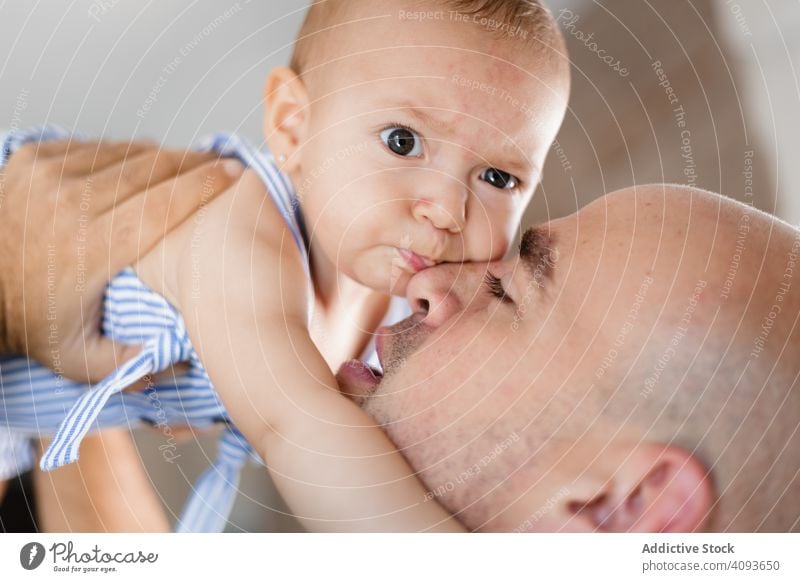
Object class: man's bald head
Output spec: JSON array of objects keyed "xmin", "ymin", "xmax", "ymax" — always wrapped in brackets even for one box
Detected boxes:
[
  {"xmin": 354, "ymin": 185, "xmax": 800, "ymax": 531},
  {"xmin": 608, "ymin": 189, "xmax": 797, "ymax": 524},
  {"xmin": 548, "ymin": 186, "xmax": 800, "ymax": 532}
]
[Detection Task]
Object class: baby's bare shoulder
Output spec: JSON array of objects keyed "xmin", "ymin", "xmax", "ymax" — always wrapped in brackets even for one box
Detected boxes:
[
  {"xmin": 138, "ymin": 169, "xmax": 308, "ymax": 314},
  {"xmin": 198, "ymin": 168, "xmax": 292, "ymax": 246}
]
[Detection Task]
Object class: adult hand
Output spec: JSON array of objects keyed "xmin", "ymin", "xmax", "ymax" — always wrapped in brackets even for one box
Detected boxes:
[{"xmin": 0, "ymin": 139, "xmax": 243, "ymax": 381}]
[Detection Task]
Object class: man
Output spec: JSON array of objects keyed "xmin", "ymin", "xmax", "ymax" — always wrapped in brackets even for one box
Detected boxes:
[
  {"xmin": 0, "ymin": 138, "xmax": 242, "ymax": 529},
  {"xmin": 340, "ymin": 183, "xmax": 800, "ymax": 532}
]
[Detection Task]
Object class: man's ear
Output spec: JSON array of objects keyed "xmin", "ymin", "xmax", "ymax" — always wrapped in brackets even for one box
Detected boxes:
[
  {"xmin": 566, "ymin": 443, "xmax": 713, "ymax": 532},
  {"xmin": 263, "ymin": 66, "xmax": 309, "ymax": 172}
]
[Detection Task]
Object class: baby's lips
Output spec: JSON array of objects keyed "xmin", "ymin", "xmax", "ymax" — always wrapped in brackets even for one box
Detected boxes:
[
  {"xmin": 398, "ymin": 248, "xmax": 437, "ymax": 273},
  {"xmin": 335, "ymin": 359, "xmax": 382, "ymax": 404}
]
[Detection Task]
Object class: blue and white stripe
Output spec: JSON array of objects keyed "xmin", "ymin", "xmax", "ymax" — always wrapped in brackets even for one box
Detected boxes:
[
  {"xmin": 0, "ymin": 125, "xmax": 77, "ymax": 166},
  {"xmin": 0, "ymin": 126, "xmax": 305, "ymax": 531}
]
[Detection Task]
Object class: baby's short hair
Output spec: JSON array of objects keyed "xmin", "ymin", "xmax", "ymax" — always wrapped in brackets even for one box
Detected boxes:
[{"xmin": 290, "ymin": 0, "xmax": 563, "ymax": 75}]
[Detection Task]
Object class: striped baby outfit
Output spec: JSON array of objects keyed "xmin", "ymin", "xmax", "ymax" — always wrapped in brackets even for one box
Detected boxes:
[
  {"xmin": 0, "ymin": 127, "xmax": 308, "ymax": 532},
  {"xmin": 0, "ymin": 126, "xmax": 410, "ymax": 531}
]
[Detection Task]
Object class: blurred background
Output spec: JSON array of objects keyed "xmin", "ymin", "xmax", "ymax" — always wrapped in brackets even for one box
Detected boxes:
[{"xmin": 0, "ymin": 0, "xmax": 798, "ymax": 531}]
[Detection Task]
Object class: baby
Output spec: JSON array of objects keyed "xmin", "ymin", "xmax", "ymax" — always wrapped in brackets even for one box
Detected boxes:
[{"xmin": 0, "ymin": 0, "xmax": 569, "ymax": 531}]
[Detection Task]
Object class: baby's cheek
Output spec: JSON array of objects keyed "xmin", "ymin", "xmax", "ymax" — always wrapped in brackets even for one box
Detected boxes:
[{"xmin": 464, "ymin": 217, "xmax": 514, "ymax": 262}]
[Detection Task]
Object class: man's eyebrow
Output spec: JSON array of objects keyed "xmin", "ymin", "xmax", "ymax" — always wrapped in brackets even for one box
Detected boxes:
[{"xmin": 519, "ymin": 227, "xmax": 557, "ymax": 289}]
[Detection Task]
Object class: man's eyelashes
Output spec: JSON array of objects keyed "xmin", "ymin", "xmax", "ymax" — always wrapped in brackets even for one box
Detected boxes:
[{"xmin": 484, "ymin": 272, "xmax": 513, "ymax": 304}]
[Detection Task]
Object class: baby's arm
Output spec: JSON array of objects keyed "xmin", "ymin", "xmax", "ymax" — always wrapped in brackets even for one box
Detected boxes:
[{"xmin": 169, "ymin": 173, "xmax": 463, "ymax": 532}]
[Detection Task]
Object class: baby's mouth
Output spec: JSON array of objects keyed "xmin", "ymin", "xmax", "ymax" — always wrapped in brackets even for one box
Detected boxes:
[{"xmin": 397, "ymin": 248, "xmax": 436, "ymax": 273}]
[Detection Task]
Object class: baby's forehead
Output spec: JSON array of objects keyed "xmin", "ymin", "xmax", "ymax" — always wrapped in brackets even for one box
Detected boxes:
[
  {"xmin": 353, "ymin": 50, "xmax": 558, "ymax": 128},
  {"xmin": 336, "ymin": 27, "xmax": 556, "ymax": 100},
  {"xmin": 297, "ymin": 0, "xmax": 563, "ymax": 81}
]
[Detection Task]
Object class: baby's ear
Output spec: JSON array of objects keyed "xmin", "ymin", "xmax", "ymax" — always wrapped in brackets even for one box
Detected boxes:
[{"xmin": 263, "ymin": 66, "xmax": 309, "ymax": 171}]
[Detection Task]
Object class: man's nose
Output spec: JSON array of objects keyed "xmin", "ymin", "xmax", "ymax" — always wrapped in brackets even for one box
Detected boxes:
[
  {"xmin": 412, "ymin": 180, "xmax": 467, "ymax": 234},
  {"xmin": 405, "ymin": 262, "xmax": 485, "ymax": 327}
]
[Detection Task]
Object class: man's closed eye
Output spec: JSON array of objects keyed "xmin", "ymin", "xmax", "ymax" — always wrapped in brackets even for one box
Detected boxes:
[{"xmin": 484, "ymin": 272, "xmax": 513, "ymax": 304}]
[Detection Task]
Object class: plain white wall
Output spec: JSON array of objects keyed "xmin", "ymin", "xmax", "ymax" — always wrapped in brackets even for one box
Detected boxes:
[
  {"xmin": 0, "ymin": 0, "xmax": 304, "ymax": 146},
  {"xmin": 718, "ymin": 1, "xmax": 800, "ymax": 225}
]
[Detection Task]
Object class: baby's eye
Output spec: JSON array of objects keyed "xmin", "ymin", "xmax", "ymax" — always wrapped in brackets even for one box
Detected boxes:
[
  {"xmin": 480, "ymin": 168, "xmax": 518, "ymax": 190},
  {"xmin": 380, "ymin": 126, "xmax": 423, "ymax": 158}
]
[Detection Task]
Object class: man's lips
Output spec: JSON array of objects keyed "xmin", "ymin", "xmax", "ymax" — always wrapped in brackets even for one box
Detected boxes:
[{"xmin": 397, "ymin": 248, "xmax": 436, "ymax": 273}]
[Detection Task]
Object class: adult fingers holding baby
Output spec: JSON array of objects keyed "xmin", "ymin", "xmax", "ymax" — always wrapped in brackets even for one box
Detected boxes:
[{"xmin": 0, "ymin": 138, "xmax": 244, "ymax": 382}]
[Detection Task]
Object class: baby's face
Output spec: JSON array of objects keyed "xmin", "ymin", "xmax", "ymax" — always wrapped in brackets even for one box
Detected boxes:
[{"xmin": 287, "ymin": 6, "xmax": 568, "ymax": 295}]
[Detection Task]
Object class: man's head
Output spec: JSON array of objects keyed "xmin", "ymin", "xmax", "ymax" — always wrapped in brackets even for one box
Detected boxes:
[
  {"xmin": 339, "ymin": 184, "xmax": 800, "ymax": 532},
  {"xmin": 262, "ymin": 0, "xmax": 569, "ymax": 294}
]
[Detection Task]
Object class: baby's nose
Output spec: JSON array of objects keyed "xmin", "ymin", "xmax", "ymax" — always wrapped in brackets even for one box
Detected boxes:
[{"xmin": 412, "ymin": 184, "xmax": 467, "ymax": 234}]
